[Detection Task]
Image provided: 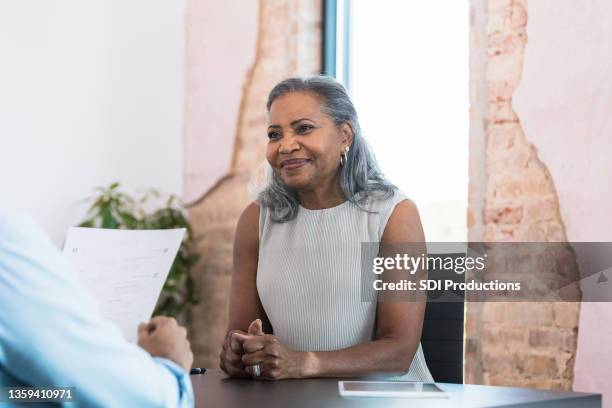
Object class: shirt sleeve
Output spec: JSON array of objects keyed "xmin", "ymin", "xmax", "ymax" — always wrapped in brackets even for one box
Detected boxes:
[{"xmin": 0, "ymin": 213, "xmax": 194, "ymax": 408}]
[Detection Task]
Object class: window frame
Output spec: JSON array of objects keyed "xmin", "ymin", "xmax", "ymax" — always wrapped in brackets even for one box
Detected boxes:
[{"xmin": 322, "ymin": 0, "xmax": 351, "ymax": 88}]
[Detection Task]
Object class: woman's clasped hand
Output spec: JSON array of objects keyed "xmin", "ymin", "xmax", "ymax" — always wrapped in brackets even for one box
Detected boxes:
[{"xmin": 221, "ymin": 319, "xmax": 311, "ymax": 380}]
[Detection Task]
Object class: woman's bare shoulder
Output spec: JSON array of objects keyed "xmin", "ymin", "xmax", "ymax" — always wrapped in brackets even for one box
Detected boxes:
[
  {"xmin": 235, "ymin": 201, "xmax": 261, "ymax": 242},
  {"xmin": 240, "ymin": 201, "xmax": 260, "ymax": 221},
  {"xmin": 381, "ymin": 198, "xmax": 424, "ymax": 243}
]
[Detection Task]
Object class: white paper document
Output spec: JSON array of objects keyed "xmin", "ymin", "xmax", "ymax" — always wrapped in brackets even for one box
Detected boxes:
[{"xmin": 62, "ymin": 227, "xmax": 185, "ymax": 342}]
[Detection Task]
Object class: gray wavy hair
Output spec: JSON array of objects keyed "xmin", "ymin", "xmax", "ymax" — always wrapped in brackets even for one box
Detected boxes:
[{"xmin": 258, "ymin": 75, "xmax": 396, "ymax": 222}]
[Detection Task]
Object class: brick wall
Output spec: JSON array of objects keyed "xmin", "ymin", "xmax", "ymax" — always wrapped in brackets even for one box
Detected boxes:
[
  {"xmin": 187, "ymin": 0, "xmax": 322, "ymax": 368},
  {"xmin": 467, "ymin": 0, "xmax": 580, "ymax": 389}
]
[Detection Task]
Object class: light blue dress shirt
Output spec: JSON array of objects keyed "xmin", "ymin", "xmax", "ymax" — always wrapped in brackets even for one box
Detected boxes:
[{"xmin": 0, "ymin": 212, "xmax": 194, "ymax": 407}]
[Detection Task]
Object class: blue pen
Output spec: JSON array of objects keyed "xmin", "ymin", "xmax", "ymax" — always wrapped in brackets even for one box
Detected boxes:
[{"xmin": 190, "ymin": 367, "xmax": 206, "ymax": 375}]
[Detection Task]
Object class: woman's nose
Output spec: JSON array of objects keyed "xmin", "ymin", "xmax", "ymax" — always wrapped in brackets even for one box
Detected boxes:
[{"xmin": 278, "ymin": 135, "xmax": 300, "ymax": 154}]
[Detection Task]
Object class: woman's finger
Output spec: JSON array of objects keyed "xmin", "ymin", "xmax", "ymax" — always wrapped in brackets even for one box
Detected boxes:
[
  {"xmin": 229, "ymin": 331, "xmax": 246, "ymax": 354},
  {"xmin": 223, "ymin": 362, "xmax": 248, "ymax": 378},
  {"xmin": 224, "ymin": 349, "xmax": 243, "ymax": 365},
  {"xmin": 263, "ymin": 341, "xmax": 281, "ymax": 357},
  {"xmin": 248, "ymin": 319, "xmax": 264, "ymax": 336},
  {"xmin": 243, "ymin": 355, "xmax": 282, "ymax": 380},
  {"xmin": 263, "ymin": 368, "xmax": 282, "ymax": 381},
  {"xmin": 232, "ymin": 332, "xmax": 252, "ymax": 344},
  {"xmin": 241, "ymin": 336, "xmax": 267, "ymax": 353},
  {"xmin": 262, "ymin": 357, "xmax": 280, "ymax": 370},
  {"xmin": 244, "ymin": 363, "xmax": 272, "ymax": 381},
  {"xmin": 258, "ymin": 361, "xmax": 282, "ymax": 381},
  {"xmin": 241, "ymin": 350, "xmax": 266, "ymax": 366}
]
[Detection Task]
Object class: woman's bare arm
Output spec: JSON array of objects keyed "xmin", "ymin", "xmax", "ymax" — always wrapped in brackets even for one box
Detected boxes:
[
  {"xmin": 227, "ymin": 202, "xmax": 271, "ymax": 332},
  {"xmin": 219, "ymin": 202, "xmax": 271, "ymax": 377}
]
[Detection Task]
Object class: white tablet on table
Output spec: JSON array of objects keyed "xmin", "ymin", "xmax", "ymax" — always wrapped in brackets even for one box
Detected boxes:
[{"xmin": 338, "ymin": 381, "xmax": 449, "ymax": 399}]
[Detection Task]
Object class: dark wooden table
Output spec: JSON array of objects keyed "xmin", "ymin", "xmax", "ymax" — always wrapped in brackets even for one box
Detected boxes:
[{"xmin": 192, "ymin": 369, "xmax": 601, "ymax": 408}]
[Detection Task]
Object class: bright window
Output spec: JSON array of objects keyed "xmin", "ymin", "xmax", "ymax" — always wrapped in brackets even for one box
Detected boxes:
[{"xmin": 328, "ymin": 0, "xmax": 469, "ymax": 241}]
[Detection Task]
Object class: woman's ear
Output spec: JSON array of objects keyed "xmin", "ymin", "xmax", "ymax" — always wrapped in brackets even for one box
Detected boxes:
[{"xmin": 341, "ymin": 122, "xmax": 355, "ymax": 149}]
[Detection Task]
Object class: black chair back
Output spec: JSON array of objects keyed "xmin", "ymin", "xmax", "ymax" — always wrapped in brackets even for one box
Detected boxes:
[{"xmin": 420, "ymin": 255, "xmax": 465, "ymax": 384}]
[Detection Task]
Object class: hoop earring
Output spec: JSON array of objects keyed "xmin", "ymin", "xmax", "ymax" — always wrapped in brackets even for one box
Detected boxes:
[{"xmin": 340, "ymin": 147, "xmax": 349, "ymax": 166}]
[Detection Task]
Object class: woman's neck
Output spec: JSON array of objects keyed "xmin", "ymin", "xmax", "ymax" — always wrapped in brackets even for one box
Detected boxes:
[{"xmin": 297, "ymin": 178, "xmax": 346, "ymax": 210}]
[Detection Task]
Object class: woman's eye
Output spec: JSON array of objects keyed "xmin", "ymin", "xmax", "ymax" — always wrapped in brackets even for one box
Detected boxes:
[
  {"xmin": 268, "ymin": 131, "xmax": 280, "ymax": 140},
  {"xmin": 296, "ymin": 124, "xmax": 313, "ymax": 134}
]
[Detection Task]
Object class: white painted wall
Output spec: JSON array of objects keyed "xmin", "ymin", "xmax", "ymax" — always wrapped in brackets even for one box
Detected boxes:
[{"xmin": 0, "ymin": 0, "xmax": 185, "ymax": 245}]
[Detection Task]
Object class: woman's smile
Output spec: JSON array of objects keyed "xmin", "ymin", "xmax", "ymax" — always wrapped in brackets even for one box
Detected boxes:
[{"xmin": 280, "ymin": 158, "xmax": 311, "ymax": 170}]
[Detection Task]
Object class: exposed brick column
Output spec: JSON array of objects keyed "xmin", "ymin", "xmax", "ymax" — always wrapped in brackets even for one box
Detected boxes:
[
  {"xmin": 467, "ymin": 0, "xmax": 580, "ymax": 389},
  {"xmin": 187, "ymin": 0, "xmax": 322, "ymax": 368}
]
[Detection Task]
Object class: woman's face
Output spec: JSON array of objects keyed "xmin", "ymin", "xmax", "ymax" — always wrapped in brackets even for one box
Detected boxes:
[{"xmin": 266, "ymin": 91, "xmax": 351, "ymax": 192}]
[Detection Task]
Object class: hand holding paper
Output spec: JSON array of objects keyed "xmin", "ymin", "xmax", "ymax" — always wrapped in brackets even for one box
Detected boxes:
[{"xmin": 137, "ymin": 316, "xmax": 194, "ymax": 372}]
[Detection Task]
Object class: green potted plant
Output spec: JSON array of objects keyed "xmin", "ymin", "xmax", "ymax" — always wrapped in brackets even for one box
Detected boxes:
[{"xmin": 78, "ymin": 183, "xmax": 199, "ymax": 322}]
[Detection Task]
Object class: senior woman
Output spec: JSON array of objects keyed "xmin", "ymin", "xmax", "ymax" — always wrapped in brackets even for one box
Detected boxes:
[{"xmin": 219, "ymin": 75, "xmax": 433, "ymax": 382}]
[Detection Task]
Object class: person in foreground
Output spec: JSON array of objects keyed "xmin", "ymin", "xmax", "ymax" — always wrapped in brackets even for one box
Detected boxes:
[
  {"xmin": 0, "ymin": 212, "xmax": 194, "ymax": 407},
  {"xmin": 219, "ymin": 76, "xmax": 434, "ymax": 382}
]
